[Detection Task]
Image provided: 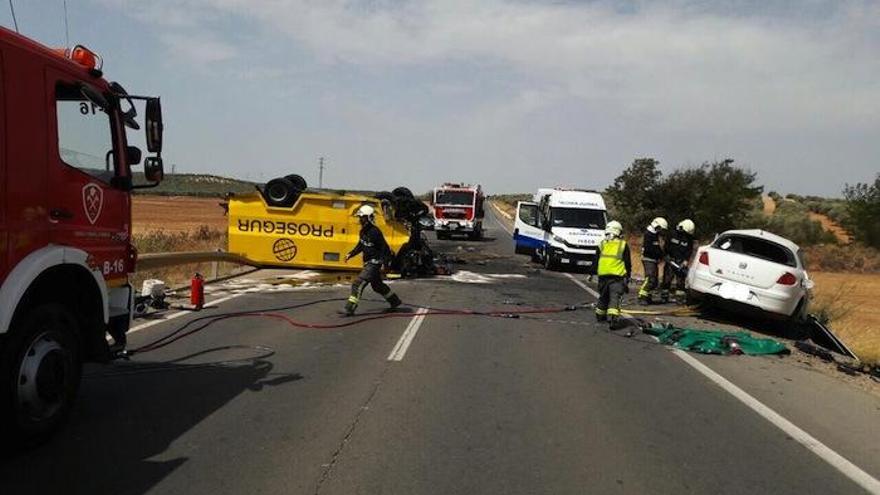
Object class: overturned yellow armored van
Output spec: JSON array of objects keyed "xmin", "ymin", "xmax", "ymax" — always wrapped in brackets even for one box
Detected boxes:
[{"xmin": 226, "ymin": 176, "xmax": 422, "ymax": 271}]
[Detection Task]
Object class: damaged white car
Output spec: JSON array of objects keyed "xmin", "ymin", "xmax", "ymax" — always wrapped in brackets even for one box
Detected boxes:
[{"xmin": 686, "ymin": 229, "xmax": 814, "ymax": 320}]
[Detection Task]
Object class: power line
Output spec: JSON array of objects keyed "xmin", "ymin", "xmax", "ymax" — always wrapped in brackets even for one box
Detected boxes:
[
  {"xmin": 62, "ymin": 0, "xmax": 70, "ymax": 48},
  {"xmin": 8, "ymin": 0, "xmax": 19, "ymax": 32}
]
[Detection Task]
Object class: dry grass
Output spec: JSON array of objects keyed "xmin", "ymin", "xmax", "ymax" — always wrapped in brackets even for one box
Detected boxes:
[
  {"xmin": 132, "ymin": 195, "xmax": 228, "ymax": 235},
  {"xmin": 811, "ymin": 272, "xmax": 880, "ymax": 364},
  {"xmin": 808, "ymin": 211, "xmax": 852, "ymax": 244}
]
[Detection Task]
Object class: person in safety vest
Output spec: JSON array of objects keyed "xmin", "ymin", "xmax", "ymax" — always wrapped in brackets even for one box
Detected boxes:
[
  {"xmin": 638, "ymin": 217, "xmax": 667, "ymax": 305},
  {"xmin": 342, "ymin": 204, "xmax": 402, "ymax": 316},
  {"xmin": 660, "ymin": 219, "xmax": 696, "ymax": 304},
  {"xmin": 596, "ymin": 220, "xmax": 632, "ymax": 330}
]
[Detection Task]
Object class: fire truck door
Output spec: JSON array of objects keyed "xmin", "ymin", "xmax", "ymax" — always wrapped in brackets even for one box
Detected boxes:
[{"xmin": 46, "ymin": 71, "xmax": 130, "ymax": 283}]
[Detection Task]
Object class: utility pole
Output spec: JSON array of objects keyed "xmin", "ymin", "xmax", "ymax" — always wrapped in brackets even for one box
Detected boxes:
[{"xmin": 318, "ymin": 156, "xmax": 325, "ymax": 188}]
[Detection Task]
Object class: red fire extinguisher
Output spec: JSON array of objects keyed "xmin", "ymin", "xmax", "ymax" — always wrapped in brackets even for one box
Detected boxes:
[{"xmin": 191, "ymin": 273, "xmax": 205, "ymax": 310}]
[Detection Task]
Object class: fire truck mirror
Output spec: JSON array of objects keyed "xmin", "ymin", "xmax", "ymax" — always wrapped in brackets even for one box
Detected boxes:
[
  {"xmin": 145, "ymin": 97, "xmax": 163, "ymax": 153},
  {"xmin": 126, "ymin": 145, "xmax": 142, "ymax": 165},
  {"xmin": 79, "ymin": 82, "xmax": 109, "ymax": 112},
  {"xmin": 144, "ymin": 156, "xmax": 164, "ymax": 182}
]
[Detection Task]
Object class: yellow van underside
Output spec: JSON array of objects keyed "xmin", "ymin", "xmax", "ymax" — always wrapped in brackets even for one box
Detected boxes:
[{"xmin": 227, "ymin": 191, "xmax": 410, "ymax": 271}]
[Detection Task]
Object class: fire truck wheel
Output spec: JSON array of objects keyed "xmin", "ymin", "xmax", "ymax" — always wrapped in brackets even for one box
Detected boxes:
[
  {"xmin": 0, "ymin": 304, "xmax": 82, "ymax": 444},
  {"xmin": 264, "ymin": 177, "xmax": 300, "ymax": 207},
  {"xmin": 392, "ymin": 187, "xmax": 415, "ymax": 199},
  {"xmin": 283, "ymin": 174, "xmax": 308, "ymax": 191}
]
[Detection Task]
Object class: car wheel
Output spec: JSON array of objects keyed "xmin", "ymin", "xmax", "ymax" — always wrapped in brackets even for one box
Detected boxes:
[{"xmin": 0, "ymin": 304, "xmax": 82, "ymax": 444}]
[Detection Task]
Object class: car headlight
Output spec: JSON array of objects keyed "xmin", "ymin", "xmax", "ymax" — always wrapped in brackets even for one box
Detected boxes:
[{"xmin": 551, "ymin": 234, "xmax": 566, "ymax": 245}]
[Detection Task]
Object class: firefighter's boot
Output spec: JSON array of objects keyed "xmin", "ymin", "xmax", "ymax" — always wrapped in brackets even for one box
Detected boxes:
[
  {"xmin": 387, "ymin": 293, "xmax": 402, "ymax": 310},
  {"xmin": 343, "ymin": 297, "xmax": 358, "ymax": 316}
]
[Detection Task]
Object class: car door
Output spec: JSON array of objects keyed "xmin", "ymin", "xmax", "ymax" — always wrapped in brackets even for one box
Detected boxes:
[{"xmin": 514, "ymin": 201, "xmax": 544, "ymax": 255}]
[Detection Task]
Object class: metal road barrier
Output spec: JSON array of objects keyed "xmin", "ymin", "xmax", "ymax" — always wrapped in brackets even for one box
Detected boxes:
[{"xmin": 137, "ymin": 251, "xmax": 256, "ymax": 271}]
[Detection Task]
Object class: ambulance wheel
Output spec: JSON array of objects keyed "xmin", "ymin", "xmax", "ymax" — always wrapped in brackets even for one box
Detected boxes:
[
  {"xmin": 265, "ymin": 178, "xmax": 300, "ymax": 207},
  {"xmin": 0, "ymin": 304, "xmax": 82, "ymax": 445},
  {"xmin": 543, "ymin": 252, "xmax": 557, "ymax": 271},
  {"xmin": 283, "ymin": 174, "xmax": 308, "ymax": 192}
]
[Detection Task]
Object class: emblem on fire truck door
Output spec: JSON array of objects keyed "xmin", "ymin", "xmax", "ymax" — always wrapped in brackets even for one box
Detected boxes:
[{"xmin": 82, "ymin": 182, "xmax": 104, "ymax": 225}]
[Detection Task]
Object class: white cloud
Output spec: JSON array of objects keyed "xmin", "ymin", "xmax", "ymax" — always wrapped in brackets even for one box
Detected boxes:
[
  {"xmin": 101, "ymin": 0, "xmax": 880, "ymax": 132},
  {"xmin": 98, "ymin": 0, "xmax": 880, "ymax": 194}
]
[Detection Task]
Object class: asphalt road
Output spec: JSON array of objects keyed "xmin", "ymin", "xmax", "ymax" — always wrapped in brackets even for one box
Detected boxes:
[{"xmin": 2, "ymin": 209, "xmax": 879, "ymax": 494}]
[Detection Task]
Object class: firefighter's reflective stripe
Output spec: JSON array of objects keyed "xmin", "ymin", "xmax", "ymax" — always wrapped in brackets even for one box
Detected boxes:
[
  {"xmin": 595, "ymin": 308, "xmax": 607, "ymax": 316},
  {"xmin": 597, "ymin": 239, "xmax": 627, "ymax": 277},
  {"xmin": 607, "ymin": 307, "xmax": 621, "ymax": 317}
]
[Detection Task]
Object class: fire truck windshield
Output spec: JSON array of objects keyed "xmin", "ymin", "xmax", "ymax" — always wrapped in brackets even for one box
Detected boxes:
[
  {"xmin": 435, "ymin": 190, "xmax": 474, "ymax": 205},
  {"xmin": 56, "ymin": 82, "xmax": 115, "ymax": 183}
]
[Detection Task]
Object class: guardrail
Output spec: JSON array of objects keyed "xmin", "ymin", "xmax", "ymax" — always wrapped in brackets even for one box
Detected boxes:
[{"xmin": 137, "ymin": 251, "xmax": 256, "ymax": 271}]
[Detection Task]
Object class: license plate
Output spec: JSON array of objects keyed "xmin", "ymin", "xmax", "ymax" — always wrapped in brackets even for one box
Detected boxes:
[
  {"xmin": 560, "ymin": 258, "xmax": 570, "ymax": 263},
  {"xmin": 719, "ymin": 282, "xmax": 750, "ymax": 301},
  {"xmin": 576, "ymin": 260, "xmax": 592, "ymax": 266}
]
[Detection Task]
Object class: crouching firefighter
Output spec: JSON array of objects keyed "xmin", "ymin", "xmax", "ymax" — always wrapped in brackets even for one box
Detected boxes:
[
  {"xmin": 343, "ymin": 205, "xmax": 402, "ymax": 316},
  {"xmin": 596, "ymin": 221, "xmax": 632, "ymax": 330},
  {"xmin": 660, "ymin": 219, "xmax": 696, "ymax": 304}
]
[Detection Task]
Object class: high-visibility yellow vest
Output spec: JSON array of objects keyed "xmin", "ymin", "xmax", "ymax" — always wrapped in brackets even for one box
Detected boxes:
[{"xmin": 598, "ymin": 238, "xmax": 627, "ymax": 277}]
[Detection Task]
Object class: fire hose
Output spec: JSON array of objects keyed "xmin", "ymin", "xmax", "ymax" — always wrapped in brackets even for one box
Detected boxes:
[{"xmin": 125, "ymin": 298, "xmax": 584, "ymax": 356}]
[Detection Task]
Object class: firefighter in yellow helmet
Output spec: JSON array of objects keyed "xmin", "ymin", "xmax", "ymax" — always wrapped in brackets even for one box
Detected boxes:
[
  {"xmin": 342, "ymin": 204, "xmax": 402, "ymax": 316},
  {"xmin": 638, "ymin": 216, "xmax": 668, "ymax": 304},
  {"xmin": 596, "ymin": 220, "xmax": 632, "ymax": 330}
]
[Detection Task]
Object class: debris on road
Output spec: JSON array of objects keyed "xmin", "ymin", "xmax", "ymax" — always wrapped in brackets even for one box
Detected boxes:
[
  {"xmin": 806, "ymin": 314, "xmax": 859, "ymax": 360},
  {"xmin": 644, "ymin": 323, "xmax": 789, "ymax": 356}
]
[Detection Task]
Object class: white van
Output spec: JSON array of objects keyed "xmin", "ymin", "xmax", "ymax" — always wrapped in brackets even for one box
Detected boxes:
[{"xmin": 513, "ymin": 188, "xmax": 608, "ymax": 272}]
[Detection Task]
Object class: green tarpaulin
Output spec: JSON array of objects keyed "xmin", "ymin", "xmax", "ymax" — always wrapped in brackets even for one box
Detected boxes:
[{"xmin": 644, "ymin": 323, "xmax": 788, "ymax": 356}]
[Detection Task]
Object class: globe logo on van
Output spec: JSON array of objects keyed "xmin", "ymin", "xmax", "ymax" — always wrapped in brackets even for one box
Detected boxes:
[{"xmin": 273, "ymin": 238, "xmax": 298, "ymax": 262}]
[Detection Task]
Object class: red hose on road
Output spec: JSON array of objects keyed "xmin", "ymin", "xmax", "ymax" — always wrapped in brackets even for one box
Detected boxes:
[{"xmin": 129, "ymin": 302, "xmax": 580, "ymax": 355}]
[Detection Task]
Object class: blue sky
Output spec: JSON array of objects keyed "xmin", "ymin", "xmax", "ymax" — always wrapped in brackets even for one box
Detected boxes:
[{"xmin": 3, "ymin": 0, "xmax": 878, "ymax": 196}]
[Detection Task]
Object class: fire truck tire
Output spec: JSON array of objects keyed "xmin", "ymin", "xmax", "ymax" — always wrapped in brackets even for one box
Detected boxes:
[
  {"xmin": 392, "ymin": 187, "xmax": 414, "ymax": 199},
  {"xmin": 283, "ymin": 174, "xmax": 308, "ymax": 191},
  {"xmin": 264, "ymin": 178, "xmax": 300, "ymax": 207},
  {"xmin": 0, "ymin": 303, "xmax": 82, "ymax": 445}
]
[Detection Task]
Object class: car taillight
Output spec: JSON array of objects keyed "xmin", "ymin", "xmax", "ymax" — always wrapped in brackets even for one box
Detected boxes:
[
  {"xmin": 698, "ymin": 251, "xmax": 709, "ymax": 265},
  {"xmin": 777, "ymin": 272, "xmax": 798, "ymax": 286}
]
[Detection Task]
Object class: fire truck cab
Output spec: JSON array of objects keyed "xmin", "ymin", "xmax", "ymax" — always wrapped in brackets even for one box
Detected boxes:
[
  {"xmin": 0, "ymin": 26, "xmax": 164, "ymax": 442},
  {"xmin": 432, "ymin": 183, "xmax": 485, "ymax": 240}
]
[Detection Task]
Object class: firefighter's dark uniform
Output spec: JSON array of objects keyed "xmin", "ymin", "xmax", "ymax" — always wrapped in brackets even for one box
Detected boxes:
[
  {"xmin": 638, "ymin": 227, "xmax": 664, "ymax": 303},
  {"xmin": 596, "ymin": 237, "xmax": 632, "ymax": 326},
  {"xmin": 661, "ymin": 229, "xmax": 695, "ymax": 301},
  {"xmin": 344, "ymin": 222, "xmax": 401, "ymax": 315}
]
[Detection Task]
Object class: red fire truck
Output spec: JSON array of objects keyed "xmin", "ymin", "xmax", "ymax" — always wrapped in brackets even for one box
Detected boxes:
[
  {"xmin": 0, "ymin": 26, "xmax": 165, "ymax": 442},
  {"xmin": 432, "ymin": 183, "xmax": 485, "ymax": 240}
]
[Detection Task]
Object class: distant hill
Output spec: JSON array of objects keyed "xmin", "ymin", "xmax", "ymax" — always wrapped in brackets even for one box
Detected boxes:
[{"xmin": 132, "ymin": 173, "xmax": 256, "ymax": 197}]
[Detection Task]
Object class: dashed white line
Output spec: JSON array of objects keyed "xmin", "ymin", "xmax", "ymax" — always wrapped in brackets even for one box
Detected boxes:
[
  {"xmin": 387, "ymin": 307, "xmax": 429, "ymax": 361},
  {"xmin": 128, "ymin": 293, "xmax": 245, "ymax": 334},
  {"xmin": 563, "ymin": 275, "xmax": 880, "ymax": 494}
]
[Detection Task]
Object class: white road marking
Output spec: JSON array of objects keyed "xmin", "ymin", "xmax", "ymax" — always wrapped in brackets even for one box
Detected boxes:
[
  {"xmin": 563, "ymin": 275, "xmax": 880, "ymax": 494},
  {"xmin": 387, "ymin": 307, "xmax": 429, "ymax": 361},
  {"xmin": 563, "ymin": 273, "xmax": 599, "ymax": 298},
  {"xmin": 128, "ymin": 293, "xmax": 245, "ymax": 334},
  {"xmin": 490, "ymin": 204, "xmax": 514, "ymax": 235}
]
